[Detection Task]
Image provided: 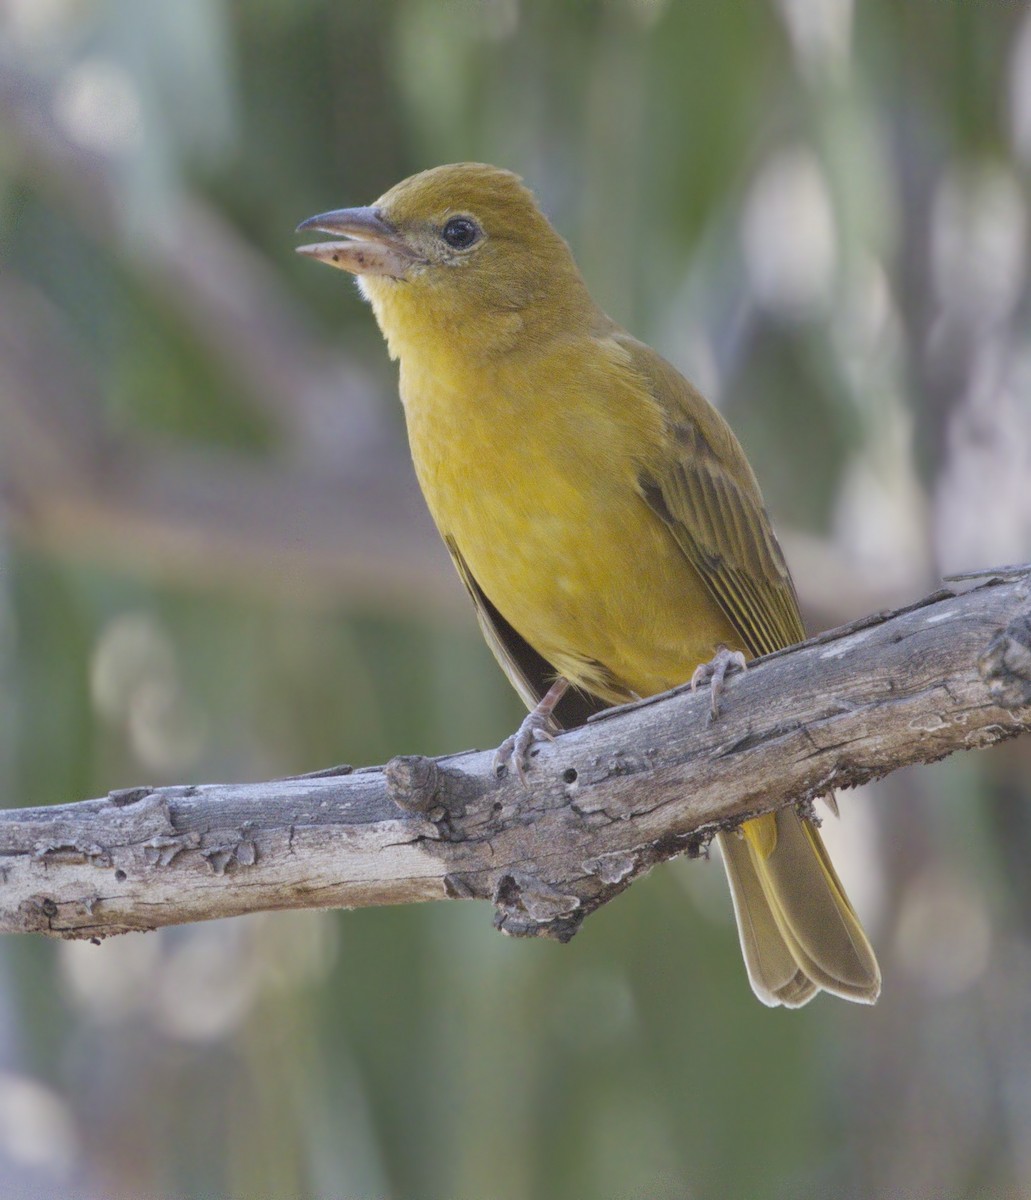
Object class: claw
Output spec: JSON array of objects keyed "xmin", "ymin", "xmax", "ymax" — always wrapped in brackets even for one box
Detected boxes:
[
  {"xmin": 494, "ymin": 678, "xmax": 569, "ymax": 782},
  {"xmin": 690, "ymin": 645, "xmax": 747, "ymax": 720},
  {"xmin": 494, "ymin": 717, "xmax": 553, "ymax": 781}
]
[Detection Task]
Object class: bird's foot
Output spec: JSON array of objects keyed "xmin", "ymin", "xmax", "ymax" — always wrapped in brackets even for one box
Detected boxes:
[
  {"xmin": 494, "ymin": 713, "xmax": 555, "ymax": 782},
  {"xmin": 690, "ymin": 645, "xmax": 747, "ymax": 720},
  {"xmin": 494, "ymin": 678, "xmax": 569, "ymax": 782}
]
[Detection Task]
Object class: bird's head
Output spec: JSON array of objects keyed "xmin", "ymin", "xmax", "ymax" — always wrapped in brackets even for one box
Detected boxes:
[{"xmin": 296, "ymin": 163, "xmax": 594, "ymax": 361}]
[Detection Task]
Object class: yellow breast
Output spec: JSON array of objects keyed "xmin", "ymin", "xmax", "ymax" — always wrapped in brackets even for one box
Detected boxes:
[{"xmin": 398, "ymin": 334, "xmax": 739, "ymax": 702}]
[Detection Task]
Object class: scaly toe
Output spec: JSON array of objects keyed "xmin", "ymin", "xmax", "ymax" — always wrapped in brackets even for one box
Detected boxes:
[
  {"xmin": 494, "ymin": 714, "xmax": 554, "ymax": 781},
  {"xmin": 690, "ymin": 662, "xmax": 712, "ymax": 692},
  {"xmin": 493, "ymin": 678, "xmax": 569, "ymax": 782},
  {"xmin": 691, "ymin": 645, "xmax": 747, "ymax": 722}
]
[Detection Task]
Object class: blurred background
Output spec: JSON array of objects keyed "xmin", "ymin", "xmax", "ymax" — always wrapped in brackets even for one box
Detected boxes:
[{"xmin": 2, "ymin": 0, "xmax": 1031, "ymax": 1196}]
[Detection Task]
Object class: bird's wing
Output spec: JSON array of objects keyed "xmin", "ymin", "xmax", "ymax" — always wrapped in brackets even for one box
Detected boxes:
[
  {"xmin": 623, "ymin": 339, "xmax": 806, "ymax": 658},
  {"xmin": 444, "ymin": 535, "xmax": 607, "ymax": 728},
  {"xmin": 620, "ymin": 341, "xmax": 880, "ymax": 1006}
]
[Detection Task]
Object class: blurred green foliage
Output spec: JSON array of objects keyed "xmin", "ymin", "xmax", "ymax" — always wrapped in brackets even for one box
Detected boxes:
[{"xmin": 2, "ymin": 1, "xmax": 1031, "ymax": 1197}]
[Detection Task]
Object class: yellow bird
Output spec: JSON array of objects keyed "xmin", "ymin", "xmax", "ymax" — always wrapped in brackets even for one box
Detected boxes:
[{"xmin": 297, "ymin": 163, "xmax": 880, "ymax": 1008}]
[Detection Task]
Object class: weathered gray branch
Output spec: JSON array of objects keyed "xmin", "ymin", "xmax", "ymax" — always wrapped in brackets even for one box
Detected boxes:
[{"xmin": 3, "ymin": 568, "xmax": 1031, "ymax": 942}]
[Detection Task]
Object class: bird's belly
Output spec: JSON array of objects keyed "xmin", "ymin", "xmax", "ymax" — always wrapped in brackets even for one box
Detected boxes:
[{"xmin": 408, "ymin": 398, "xmax": 737, "ymax": 701}]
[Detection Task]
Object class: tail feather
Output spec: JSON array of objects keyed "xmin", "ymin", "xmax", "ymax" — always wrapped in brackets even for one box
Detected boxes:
[
  {"xmin": 719, "ymin": 807, "xmax": 880, "ymax": 1007},
  {"xmin": 718, "ymin": 830, "xmax": 818, "ymax": 1008}
]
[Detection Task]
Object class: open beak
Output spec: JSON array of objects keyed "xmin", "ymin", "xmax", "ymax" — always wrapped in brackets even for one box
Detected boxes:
[{"xmin": 295, "ymin": 206, "xmax": 415, "ymax": 278}]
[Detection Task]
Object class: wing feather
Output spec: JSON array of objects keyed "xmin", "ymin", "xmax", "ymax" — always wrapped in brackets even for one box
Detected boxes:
[{"xmin": 622, "ymin": 338, "xmax": 805, "ymax": 657}]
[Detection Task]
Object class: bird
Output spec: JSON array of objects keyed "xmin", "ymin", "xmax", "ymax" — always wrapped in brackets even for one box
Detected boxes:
[{"xmin": 296, "ymin": 162, "xmax": 880, "ymax": 1008}]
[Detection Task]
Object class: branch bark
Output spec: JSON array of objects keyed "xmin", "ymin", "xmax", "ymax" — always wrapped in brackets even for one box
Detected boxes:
[{"xmin": 3, "ymin": 568, "xmax": 1031, "ymax": 942}]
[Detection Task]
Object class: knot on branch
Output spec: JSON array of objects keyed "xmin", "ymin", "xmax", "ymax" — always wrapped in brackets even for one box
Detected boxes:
[
  {"xmin": 384, "ymin": 756, "xmax": 470, "ymax": 835},
  {"xmin": 385, "ymin": 755, "xmax": 441, "ymax": 813},
  {"xmin": 492, "ymin": 871, "xmax": 582, "ymax": 942},
  {"xmin": 980, "ymin": 611, "xmax": 1031, "ymax": 709}
]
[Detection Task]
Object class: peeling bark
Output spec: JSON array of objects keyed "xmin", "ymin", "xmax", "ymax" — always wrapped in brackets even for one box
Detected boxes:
[{"xmin": 2, "ymin": 568, "xmax": 1031, "ymax": 942}]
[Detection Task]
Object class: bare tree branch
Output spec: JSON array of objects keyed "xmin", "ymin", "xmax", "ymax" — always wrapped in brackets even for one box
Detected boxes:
[{"xmin": 2, "ymin": 568, "xmax": 1030, "ymax": 942}]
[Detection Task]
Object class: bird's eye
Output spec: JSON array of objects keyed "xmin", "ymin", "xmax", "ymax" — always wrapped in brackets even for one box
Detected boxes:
[{"xmin": 441, "ymin": 216, "xmax": 480, "ymax": 250}]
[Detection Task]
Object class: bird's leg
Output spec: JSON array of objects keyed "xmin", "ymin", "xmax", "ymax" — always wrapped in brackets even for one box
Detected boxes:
[
  {"xmin": 494, "ymin": 678, "xmax": 570, "ymax": 781},
  {"xmin": 690, "ymin": 644, "xmax": 747, "ymax": 720}
]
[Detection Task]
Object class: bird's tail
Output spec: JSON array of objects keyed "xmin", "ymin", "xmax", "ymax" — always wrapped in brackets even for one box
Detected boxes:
[{"xmin": 717, "ymin": 808, "xmax": 880, "ymax": 1008}]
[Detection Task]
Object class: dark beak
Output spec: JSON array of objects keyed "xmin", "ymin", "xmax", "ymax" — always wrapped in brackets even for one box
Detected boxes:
[{"xmin": 295, "ymin": 206, "xmax": 415, "ymax": 278}]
